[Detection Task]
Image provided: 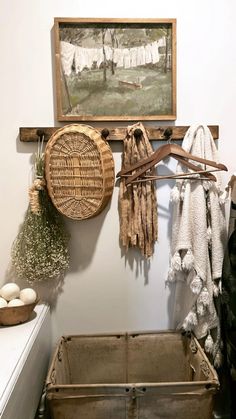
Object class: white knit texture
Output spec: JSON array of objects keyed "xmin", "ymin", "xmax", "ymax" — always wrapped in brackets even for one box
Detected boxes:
[{"xmin": 168, "ymin": 124, "xmax": 227, "ymax": 366}]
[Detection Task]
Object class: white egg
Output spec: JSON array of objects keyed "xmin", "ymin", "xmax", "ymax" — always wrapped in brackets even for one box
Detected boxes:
[
  {"xmin": 8, "ymin": 299, "xmax": 24, "ymax": 307},
  {"xmin": 0, "ymin": 297, "xmax": 8, "ymax": 308},
  {"xmin": 19, "ymin": 288, "xmax": 37, "ymax": 304},
  {"xmin": 0, "ymin": 283, "xmax": 20, "ymax": 301}
]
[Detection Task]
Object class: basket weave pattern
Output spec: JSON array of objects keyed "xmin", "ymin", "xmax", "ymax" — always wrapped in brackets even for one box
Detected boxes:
[{"xmin": 45, "ymin": 125, "xmax": 114, "ymax": 220}]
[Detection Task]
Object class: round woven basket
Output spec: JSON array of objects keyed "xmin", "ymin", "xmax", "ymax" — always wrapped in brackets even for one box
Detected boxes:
[
  {"xmin": 0, "ymin": 299, "xmax": 39, "ymax": 326},
  {"xmin": 45, "ymin": 124, "xmax": 114, "ymax": 220}
]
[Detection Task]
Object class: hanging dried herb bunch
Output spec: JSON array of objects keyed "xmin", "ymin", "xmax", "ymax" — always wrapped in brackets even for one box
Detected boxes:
[{"xmin": 11, "ymin": 142, "xmax": 70, "ymax": 283}]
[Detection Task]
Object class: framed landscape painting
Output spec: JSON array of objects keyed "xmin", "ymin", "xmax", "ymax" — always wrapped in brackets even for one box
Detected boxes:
[{"xmin": 54, "ymin": 18, "xmax": 176, "ymax": 121}]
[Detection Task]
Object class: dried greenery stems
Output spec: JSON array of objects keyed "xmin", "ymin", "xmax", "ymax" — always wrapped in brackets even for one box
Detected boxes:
[
  {"xmin": 11, "ymin": 143, "xmax": 70, "ymax": 282},
  {"xmin": 119, "ymin": 122, "xmax": 158, "ymax": 258}
]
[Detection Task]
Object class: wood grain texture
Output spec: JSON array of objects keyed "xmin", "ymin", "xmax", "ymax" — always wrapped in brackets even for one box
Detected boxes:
[
  {"xmin": 19, "ymin": 125, "xmax": 219, "ymax": 142},
  {"xmin": 54, "ymin": 17, "xmax": 177, "ymax": 24}
]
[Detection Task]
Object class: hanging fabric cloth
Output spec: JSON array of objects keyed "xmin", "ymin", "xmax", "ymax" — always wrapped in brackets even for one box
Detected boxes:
[
  {"xmin": 211, "ymin": 176, "xmax": 236, "ymax": 418},
  {"xmin": 118, "ymin": 122, "xmax": 158, "ymax": 258},
  {"xmin": 218, "ymin": 176, "xmax": 236, "ymax": 413},
  {"xmin": 168, "ymin": 124, "xmax": 227, "ymax": 366}
]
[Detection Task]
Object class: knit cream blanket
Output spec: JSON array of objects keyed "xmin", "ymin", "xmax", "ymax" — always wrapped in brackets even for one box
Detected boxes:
[{"xmin": 168, "ymin": 124, "xmax": 227, "ymax": 366}]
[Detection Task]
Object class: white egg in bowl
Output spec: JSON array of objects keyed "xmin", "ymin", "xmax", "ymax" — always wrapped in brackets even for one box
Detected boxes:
[{"xmin": 0, "ymin": 288, "xmax": 39, "ymax": 326}]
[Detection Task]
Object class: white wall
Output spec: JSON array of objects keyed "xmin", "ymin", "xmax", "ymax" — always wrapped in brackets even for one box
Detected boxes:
[{"xmin": 0, "ymin": 0, "xmax": 235, "ymax": 345}]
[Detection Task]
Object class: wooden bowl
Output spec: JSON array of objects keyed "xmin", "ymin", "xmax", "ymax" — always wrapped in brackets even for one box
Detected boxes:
[{"xmin": 0, "ymin": 299, "xmax": 39, "ymax": 326}]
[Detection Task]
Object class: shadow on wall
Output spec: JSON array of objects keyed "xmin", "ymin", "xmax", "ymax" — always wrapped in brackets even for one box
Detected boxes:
[
  {"xmin": 161, "ymin": 177, "xmax": 176, "ymax": 329},
  {"xmin": 5, "ymin": 199, "xmax": 111, "ymax": 310},
  {"xmin": 121, "ymin": 247, "xmax": 151, "ymax": 286},
  {"xmin": 66, "ymin": 202, "xmax": 111, "ymax": 273}
]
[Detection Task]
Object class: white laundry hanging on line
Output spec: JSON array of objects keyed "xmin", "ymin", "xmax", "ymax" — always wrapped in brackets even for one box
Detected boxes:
[
  {"xmin": 60, "ymin": 41, "xmax": 76, "ymax": 76},
  {"xmin": 86, "ymin": 48, "xmax": 96, "ymax": 69},
  {"xmin": 145, "ymin": 44, "xmax": 153, "ymax": 64},
  {"xmin": 136, "ymin": 45, "xmax": 146, "ymax": 66},
  {"xmin": 158, "ymin": 36, "xmax": 166, "ymax": 47},
  {"xmin": 96, "ymin": 49, "xmax": 104, "ymax": 68},
  {"xmin": 91, "ymin": 48, "xmax": 99, "ymax": 64},
  {"xmin": 130, "ymin": 47, "xmax": 138, "ymax": 67},
  {"xmin": 104, "ymin": 45, "xmax": 112, "ymax": 61},
  {"xmin": 74, "ymin": 47, "xmax": 86, "ymax": 73},
  {"xmin": 74, "ymin": 46, "xmax": 101, "ymax": 73},
  {"xmin": 150, "ymin": 41, "xmax": 160, "ymax": 64},
  {"xmin": 123, "ymin": 48, "xmax": 131, "ymax": 69},
  {"xmin": 60, "ymin": 37, "xmax": 166, "ymax": 75},
  {"xmin": 114, "ymin": 48, "xmax": 125, "ymax": 67}
]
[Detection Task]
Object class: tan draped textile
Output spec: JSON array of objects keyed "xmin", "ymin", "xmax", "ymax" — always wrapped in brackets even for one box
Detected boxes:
[{"xmin": 118, "ymin": 122, "xmax": 158, "ymax": 258}]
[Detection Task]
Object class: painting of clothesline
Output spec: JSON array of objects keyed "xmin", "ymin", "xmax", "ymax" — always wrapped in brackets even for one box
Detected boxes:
[{"xmin": 54, "ymin": 18, "xmax": 176, "ymax": 121}]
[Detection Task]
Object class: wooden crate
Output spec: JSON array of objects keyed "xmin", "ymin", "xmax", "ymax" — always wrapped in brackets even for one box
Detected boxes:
[{"xmin": 46, "ymin": 331, "xmax": 219, "ymax": 419}]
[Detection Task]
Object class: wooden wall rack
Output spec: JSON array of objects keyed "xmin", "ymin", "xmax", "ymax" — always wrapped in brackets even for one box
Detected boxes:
[{"xmin": 19, "ymin": 125, "xmax": 219, "ymax": 142}]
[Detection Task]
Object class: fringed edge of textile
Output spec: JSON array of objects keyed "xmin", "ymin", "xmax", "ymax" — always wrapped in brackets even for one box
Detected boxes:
[{"xmin": 167, "ymin": 248, "xmax": 222, "ymax": 367}]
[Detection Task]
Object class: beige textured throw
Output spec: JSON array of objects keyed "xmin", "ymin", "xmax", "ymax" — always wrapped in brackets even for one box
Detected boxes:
[
  {"xmin": 119, "ymin": 122, "xmax": 158, "ymax": 258},
  {"xmin": 168, "ymin": 124, "xmax": 227, "ymax": 366}
]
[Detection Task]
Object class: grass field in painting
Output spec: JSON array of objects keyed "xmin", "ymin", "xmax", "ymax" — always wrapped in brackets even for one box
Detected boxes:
[{"xmin": 63, "ymin": 67, "xmax": 172, "ymax": 117}]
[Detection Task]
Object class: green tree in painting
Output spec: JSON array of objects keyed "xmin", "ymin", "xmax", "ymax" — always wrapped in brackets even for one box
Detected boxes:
[
  {"xmin": 59, "ymin": 25, "xmax": 86, "ymax": 45},
  {"xmin": 101, "ymin": 29, "xmax": 107, "ymax": 82},
  {"xmin": 109, "ymin": 28, "xmax": 118, "ymax": 75}
]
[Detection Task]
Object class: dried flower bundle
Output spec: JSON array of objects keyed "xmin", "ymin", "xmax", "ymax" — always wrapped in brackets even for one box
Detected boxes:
[{"xmin": 11, "ymin": 149, "xmax": 70, "ymax": 283}]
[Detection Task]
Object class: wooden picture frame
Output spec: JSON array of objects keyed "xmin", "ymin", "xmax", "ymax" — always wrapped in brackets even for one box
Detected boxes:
[{"xmin": 54, "ymin": 18, "xmax": 176, "ymax": 121}]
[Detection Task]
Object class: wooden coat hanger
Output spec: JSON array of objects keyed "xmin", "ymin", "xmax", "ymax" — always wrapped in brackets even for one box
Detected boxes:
[{"xmin": 117, "ymin": 143, "xmax": 227, "ymax": 185}]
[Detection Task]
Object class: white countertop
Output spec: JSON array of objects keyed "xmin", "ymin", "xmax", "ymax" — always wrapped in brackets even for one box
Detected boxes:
[{"xmin": 0, "ymin": 303, "xmax": 50, "ymax": 417}]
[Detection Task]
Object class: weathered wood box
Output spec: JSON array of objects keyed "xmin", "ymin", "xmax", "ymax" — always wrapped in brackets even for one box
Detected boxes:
[{"xmin": 46, "ymin": 331, "xmax": 219, "ymax": 419}]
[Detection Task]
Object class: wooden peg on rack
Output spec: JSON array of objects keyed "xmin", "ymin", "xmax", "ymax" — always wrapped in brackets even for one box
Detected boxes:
[
  {"xmin": 36, "ymin": 129, "xmax": 45, "ymax": 141},
  {"xmin": 101, "ymin": 128, "xmax": 110, "ymax": 140},
  {"xmin": 133, "ymin": 128, "xmax": 143, "ymax": 139},
  {"xmin": 19, "ymin": 125, "xmax": 219, "ymax": 142},
  {"xmin": 163, "ymin": 128, "xmax": 173, "ymax": 141}
]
